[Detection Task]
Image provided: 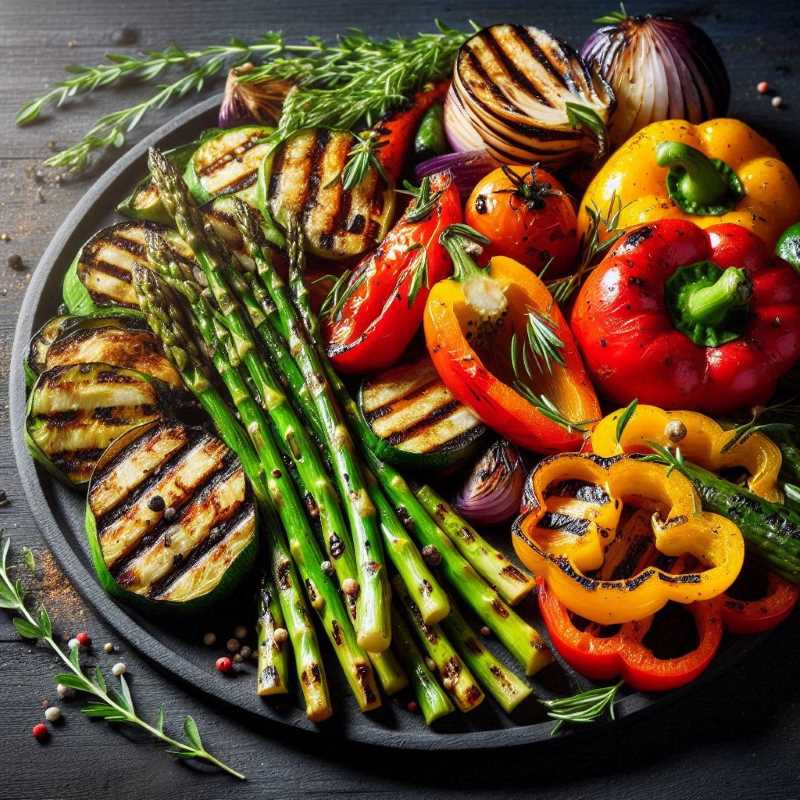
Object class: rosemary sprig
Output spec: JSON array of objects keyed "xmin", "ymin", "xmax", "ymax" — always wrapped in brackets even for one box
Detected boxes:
[
  {"xmin": 26, "ymin": 22, "xmax": 475, "ymax": 172},
  {"xmin": 595, "ymin": 3, "xmax": 629, "ymax": 25},
  {"xmin": 404, "ymin": 176, "xmax": 444, "ymax": 224},
  {"xmin": 30, "ymin": 35, "xmax": 293, "ymax": 172},
  {"xmin": 641, "ymin": 442, "xmax": 687, "ymax": 477},
  {"xmin": 406, "ymin": 246, "xmax": 430, "ymax": 307},
  {"xmin": 0, "ymin": 532, "xmax": 243, "ymax": 780},
  {"xmin": 541, "ymin": 681, "xmax": 623, "ymax": 735},
  {"xmin": 340, "ymin": 130, "xmax": 388, "ymax": 190},
  {"xmin": 319, "ymin": 268, "xmax": 368, "ymax": 323},
  {"xmin": 246, "ymin": 22, "xmax": 477, "ymax": 140},
  {"xmin": 548, "ymin": 192, "xmax": 627, "ymax": 305},
  {"xmin": 614, "ymin": 398, "xmax": 639, "ymax": 445},
  {"xmin": 720, "ymin": 397, "xmax": 799, "ymax": 453},
  {"xmin": 510, "ymin": 308, "xmax": 565, "ymax": 377},
  {"xmin": 512, "ymin": 386, "xmax": 595, "ymax": 436}
]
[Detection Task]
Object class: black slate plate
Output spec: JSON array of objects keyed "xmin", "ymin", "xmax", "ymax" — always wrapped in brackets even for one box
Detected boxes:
[{"xmin": 9, "ymin": 94, "xmax": 764, "ymax": 750}]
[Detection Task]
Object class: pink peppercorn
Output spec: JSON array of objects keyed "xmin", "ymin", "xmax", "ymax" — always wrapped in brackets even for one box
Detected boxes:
[
  {"xmin": 215, "ymin": 656, "xmax": 234, "ymax": 674},
  {"xmin": 32, "ymin": 722, "xmax": 49, "ymax": 741},
  {"xmin": 75, "ymin": 631, "xmax": 91, "ymax": 648},
  {"xmin": 757, "ymin": 81, "xmax": 769, "ymax": 94}
]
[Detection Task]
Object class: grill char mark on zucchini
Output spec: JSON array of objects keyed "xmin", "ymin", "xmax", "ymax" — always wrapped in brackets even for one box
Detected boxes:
[
  {"xmin": 88, "ymin": 421, "xmax": 256, "ymax": 605},
  {"xmin": 76, "ymin": 221, "xmax": 195, "ymax": 309},
  {"xmin": 359, "ymin": 356, "xmax": 485, "ymax": 467},
  {"xmin": 26, "ymin": 363, "xmax": 165, "ymax": 485},
  {"xmin": 190, "ymin": 126, "xmax": 274, "ymax": 199},
  {"xmin": 266, "ymin": 128, "xmax": 392, "ymax": 260},
  {"xmin": 44, "ymin": 325, "xmax": 181, "ymax": 388}
]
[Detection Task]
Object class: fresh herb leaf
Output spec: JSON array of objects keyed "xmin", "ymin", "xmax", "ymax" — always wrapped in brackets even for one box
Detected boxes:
[
  {"xmin": 595, "ymin": 3, "xmax": 629, "ymax": 24},
  {"xmin": 511, "ymin": 309, "xmax": 565, "ymax": 377},
  {"xmin": 406, "ymin": 246, "xmax": 429, "ymax": 307},
  {"xmin": 548, "ymin": 192, "xmax": 627, "ymax": 305},
  {"xmin": 614, "ymin": 399, "xmax": 639, "ymax": 446},
  {"xmin": 339, "ymin": 130, "xmax": 388, "ymax": 190},
  {"xmin": 720, "ymin": 398, "xmax": 799, "ymax": 453},
  {"xmin": 0, "ymin": 530, "xmax": 244, "ymax": 780},
  {"xmin": 404, "ymin": 177, "xmax": 443, "ymax": 223},
  {"xmin": 319, "ymin": 268, "xmax": 368, "ymax": 323},
  {"xmin": 542, "ymin": 681, "xmax": 623, "ymax": 735}
]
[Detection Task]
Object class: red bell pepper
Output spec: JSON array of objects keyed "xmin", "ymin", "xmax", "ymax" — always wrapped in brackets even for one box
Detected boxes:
[
  {"xmin": 720, "ymin": 565, "xmax": 799, "ymax": 635},
  {"xmin": 570, "ymin": 219, "xmax": 800, "ymax": 414},
  {"xmin": 374, "ymin": 82, "xmax": 449, "ymax": 183},
  {"xmin": 324, "ymin": 171, "xmax": 462, "ymax": 374},
  {"xmin": 538, "ymin": 577, "xmax": 723, "ymax": 692}
]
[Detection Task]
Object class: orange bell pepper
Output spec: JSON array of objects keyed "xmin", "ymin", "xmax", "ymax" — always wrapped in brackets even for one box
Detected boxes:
[
  {"xmin": 577, "ymin": 118, "xmax": 800, "ymax": 249},
  {"xmin": 512, "ymin": 453, "xmax": 745, "ymax": 624},
  {"xmin": 423, "ymin": 225, "xmax": 600, "ymax": 454}
]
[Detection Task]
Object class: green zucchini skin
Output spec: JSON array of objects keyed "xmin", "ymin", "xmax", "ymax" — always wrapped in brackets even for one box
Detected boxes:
[
  {"xmin": 358, "ymin": 355, "xmax": 487, "ymax": 469},
  {"xmin": 183, "ymin": 124, "xmax": 274, "ymax": 205},
  {"xmin": 681, "ymin": 460, "xmax": 800, "ymax": 582},
  {"xmin": 25, "ymin": 362, "xmax": 171, "ymax": 488},
  {"xmin": 62, "ymin": 221, "xmax": 196, "ymax": 315},
  {"xmin": 258, "ymin": 127, "xmax": 395, "ymax": 260},
  {"xmin": 85, "ymin": 420, "xmax": 257, "ymax": 614},
  {"xmin": 116, "ymin": 140, "xmax": 199, "ymax": 223}
]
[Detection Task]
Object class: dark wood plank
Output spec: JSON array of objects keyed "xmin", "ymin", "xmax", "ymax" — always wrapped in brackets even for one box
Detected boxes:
[{"xmin": 1, "ymin": 0, "xmax": 799, "ymax": 796}]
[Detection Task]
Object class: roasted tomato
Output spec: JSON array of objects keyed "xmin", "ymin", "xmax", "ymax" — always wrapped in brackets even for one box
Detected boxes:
[{"xmin": 465, "ymin": 165, "xmax": 578, "ymax": 277}]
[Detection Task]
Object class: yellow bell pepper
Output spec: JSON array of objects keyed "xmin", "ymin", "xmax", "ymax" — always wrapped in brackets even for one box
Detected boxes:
[
  {"xmin": 591, "ymin": 405, "xmax": 783, "ymax": 502},
  {"xmin": 512, "ymin": 454, "xmax": 744, "ymax": 624},
  {"xmin": 577, "ymin": 118, "xmax": 800, "ymax": 249}
]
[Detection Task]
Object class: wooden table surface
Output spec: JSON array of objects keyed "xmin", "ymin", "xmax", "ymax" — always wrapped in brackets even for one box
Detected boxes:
[{"xmin": 2, "ymin": 1, "xmax": 799, "ymax": 797}]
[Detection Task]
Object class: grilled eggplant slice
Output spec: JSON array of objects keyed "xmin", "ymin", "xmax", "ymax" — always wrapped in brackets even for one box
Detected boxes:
[
  {"xmin": 184, "ymin": 125, "xmax": 274, "ymax": 204},
  {"xmin": 359, "ymin": 354, "xmax": 487, "ymax": 469},
  {"xmin": 35, "ymin": 320, "xmax": 181, "ymax": 389},
  {"xmin": 25, "ymin": 363, "xmax": 169, "ymax": 487},
  {"xmin": 117, "ymin": 140, "xmax": 199, "ymax": 223},
  {"xmin": 258, "ymin": 128, "xmax": 395, "ymax": 260},
  {"xmin": 62, "ymin": 221, "xmax": 196, "ymax": 315},
  {"xmin": 86, "ymin": 420, "xmax": 257, "ymax": 611},
  {"xmin": 25, "ymin": 315, "xmax": 71, "ymax": 387}
]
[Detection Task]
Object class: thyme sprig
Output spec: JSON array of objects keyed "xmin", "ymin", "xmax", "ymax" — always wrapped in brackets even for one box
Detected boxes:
[
  {"xmin": 0, "ymin": 532, "xmax": 243, "ymax": 780},
  {"xmin": 548, "ymin": 192, "xmax": 627, "ymax": 305},
  {"xmin": 542, "ymin": 681, "xmax": 623, "ymax": 735}
]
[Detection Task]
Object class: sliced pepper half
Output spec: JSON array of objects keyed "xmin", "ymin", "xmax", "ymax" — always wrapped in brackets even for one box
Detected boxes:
[
  {"xmin": 592, "ymin": 404, "xmax": 783, "ymax": 502},
  {"xmin": 512, "ymin": 454, "xmax": 744, "ymax": 624}
]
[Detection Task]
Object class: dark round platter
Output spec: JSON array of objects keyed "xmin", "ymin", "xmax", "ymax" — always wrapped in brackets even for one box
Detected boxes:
[{"xmin": 9, "ymin": 93, "xmax": 764, "ymax": 750}]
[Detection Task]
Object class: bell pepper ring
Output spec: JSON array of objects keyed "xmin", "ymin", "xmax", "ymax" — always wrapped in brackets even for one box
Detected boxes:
[
  {"xmin": 577, "ymin": 118, "xmax": 800, "ymax": 249},
  {"xmin": 424, "ymin": 226, "xmax": 600, "ymax": 454},
  {"xmin": 512, "ymin": 454, "xmax": 745, "ymax": 624},
  {"xmin": 591, "ymin": 404, "xmax": 783, "ymax": 502},
  {"xmin": 570, "ymin": 219, "xmax": 800, "ymax": 414},
  {"xmin": 721, "ymin": 567, "xmax": 800, "ymax": 635},
  {"xmin": 538, "ymin": 577, "xmax": 723, "ymax": 692}
]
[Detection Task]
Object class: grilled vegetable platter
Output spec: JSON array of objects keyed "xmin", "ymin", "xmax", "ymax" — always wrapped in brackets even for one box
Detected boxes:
[{"xmin": 14, "ymin": 11, "xmax": 800, "ymax": 745}]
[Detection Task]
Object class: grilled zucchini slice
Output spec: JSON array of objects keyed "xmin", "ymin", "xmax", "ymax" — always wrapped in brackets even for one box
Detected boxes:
[
  {"xmin": 25, "ymin": 363, "xmax": 169, "ymax": 487},
  {"xmin": 116, "ymin": 140, "xmax": 199, "ymax": 224},
  {"xmin": 184, "ymin": 125, "xmax": 274, "ymax": 204},
  {"xmin": 86, "ymin": 420, "xmax": 257, "ymax": 612},
  {"xmin": 30, "ymin": 318, "xmax": 181, "ymax": 389},
  {"xmin": 359, "ymin": 355, "xmax": 487, "ymax": 469},
  {"xmin": 62, "ymin": 221, "xmax": 196, "ymax": 315},
  {"xmin": 25, "ymin": 315, "xmax": 71, "ymax": 387},
  {"xmin": 258, "ymin": 128, "xmax": 395, "ymax": 260}
]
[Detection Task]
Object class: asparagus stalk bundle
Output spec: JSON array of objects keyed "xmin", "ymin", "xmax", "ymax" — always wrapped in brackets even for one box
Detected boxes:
[
  {"xmin": 391, "ymin": 610, "xmax": 454, "ymax": 725},
  {"xmin": 134, "ymin": 264, "xmax": 381, "ymax": 715},
  {"xmin": 132, "ymin": 266, "xmax": 330, "ymax": 718},
  {"xmin": 415, "ymin": 486, "xmax": 535, "ymax": 606},
  {"xmin": 232, "ymin": 198, "xmax": 451, "ymax": 627},
  {"xmin": 148, "ymin": 148, "xmax": 391, "ymax": 653},
  {"xmin": 440, "ymin": 599, "xmax": 533, "ymax": 713},
  {"xmin": 392, "ymin": 576, "xmax": 484, "ymax": 713},
  {"xmin": 244, "ymin": 214, "xmax": 552, "ymax": 677}
]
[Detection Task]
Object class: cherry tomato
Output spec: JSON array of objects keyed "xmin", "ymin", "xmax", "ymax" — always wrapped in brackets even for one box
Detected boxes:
[{"xmin": 465, "ymin": 165, "xmax": 578, "ymax": 277}]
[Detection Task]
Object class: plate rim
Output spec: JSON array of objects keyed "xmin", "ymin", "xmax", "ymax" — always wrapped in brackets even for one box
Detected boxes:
[{"xmin": 8, "ymin": 93, "xmax": 764, "ymax": 751}]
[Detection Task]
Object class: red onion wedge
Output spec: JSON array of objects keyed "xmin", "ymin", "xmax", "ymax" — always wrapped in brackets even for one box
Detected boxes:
[{"xmin": 414, "ymin": 150, "xmax": 497, "ymax": 201}]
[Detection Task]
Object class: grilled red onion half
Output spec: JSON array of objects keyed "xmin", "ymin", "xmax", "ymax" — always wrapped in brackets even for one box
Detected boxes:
[
  {"xmin": 414, "ymin": 150, "xmax": 497, "ymax": 200},
  {"xmin": 581, "ymin": 12, "xmax": 729, "ymax": 146},
  {"xmin": 453, "ymin": 440, "xmax": 526, "ymax": 526},
  {"xmin": 447, "ymin": 24, "xmax": 615, "ymax": 168}
]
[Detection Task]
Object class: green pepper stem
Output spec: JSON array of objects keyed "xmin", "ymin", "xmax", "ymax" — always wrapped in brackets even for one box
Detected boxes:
[
  {"xmin": 683, "ymin": 266, "xmax": 752, "ymax": 326},
  {"xmin": 656, "ymin": 141, "xmax": 731, "ymax": 208}
]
